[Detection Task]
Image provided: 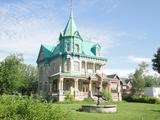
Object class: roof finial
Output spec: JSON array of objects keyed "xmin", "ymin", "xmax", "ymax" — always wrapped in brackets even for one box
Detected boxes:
[{"xmin": 70, "ymin": 0, "xmax": 73, "ymax": 18}]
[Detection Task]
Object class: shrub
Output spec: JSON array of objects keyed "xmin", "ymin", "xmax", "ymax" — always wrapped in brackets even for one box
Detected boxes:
[
  {"xmin": 0, "ymin": 95, "xmax": 72, "ymax": 120},
  {"xmin": 64, "ymin": 91, "xmax": 75, "ymax": 102},
  {"xmin": 101, "ymin": 88, "xmax": 112, "ymax": 102},
  {"xmin": 83, "ymin": 97, "xmax": 95, "ymax": 103},
  {"xmin": 123, "ymin": 95, "xmax": 160, "ymax": 104}
]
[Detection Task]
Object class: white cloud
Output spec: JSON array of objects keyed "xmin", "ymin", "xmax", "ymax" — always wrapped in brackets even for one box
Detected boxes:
[
  {"xmin": 104, "ymin": 68, "xmax": 134, "ymax": 78},
  {"xmin": 80, "ymin": 28, "xmax": 116, "ymax": 47},
  {"xmin": 128, "ymin": 56, "xmax": 151, "ymax": 64},
  {"xmin": 104, "ymin": 68, "xmax": 160, "ymax": 78},
  {"xmin": 0, "ymin": 1, "xmax": 61, "ymax": 64},
  {"xmin": 0, "ymin": 0, "xmax": 149, "ymax": 70}
]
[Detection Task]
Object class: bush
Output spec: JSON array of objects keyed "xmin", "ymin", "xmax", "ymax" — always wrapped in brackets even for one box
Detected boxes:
[
  {"xmin": 64, "ymin": 91, "xmax": 75, "ymax": 102},
  {"xmin": 83, "ymin": 97, "xmax": 95, "ymax": 103},
  {"xmin": 123, "ymin": 95, "xmax": 160, "ymax": 104},
  {"xmin": 0, "ymin": 95, "xmax": 72, "ymax": 120},
  {"xmin": 100, "ymin": 88, "xmax": 112, "ymax": 102}
]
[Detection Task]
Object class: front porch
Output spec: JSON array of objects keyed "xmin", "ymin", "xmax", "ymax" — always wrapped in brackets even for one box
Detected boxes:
[{"xmin": 48, "ymin": 74, "xmax": 121, "ymax": 101}]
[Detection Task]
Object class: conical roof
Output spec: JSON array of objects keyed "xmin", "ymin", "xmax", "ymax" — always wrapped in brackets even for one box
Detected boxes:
[{"xmin": 63, "ymin": 11, "xmax": 78, "ymax": 37}]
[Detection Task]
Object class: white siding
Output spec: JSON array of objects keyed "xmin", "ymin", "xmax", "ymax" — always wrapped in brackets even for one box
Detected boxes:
[{"xmin": 144, "ymin": 87, "xmax": 160, "ymax": 98}]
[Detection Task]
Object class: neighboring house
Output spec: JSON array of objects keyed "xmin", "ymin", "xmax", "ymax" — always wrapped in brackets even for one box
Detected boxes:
[
  {"xmin": 36, "ymin": 8, "xmax": 121, "ymax": 101},
  {"xmin": 106, "ymin": 74, "xmax": 122, "ymax": 101},
  {"xmin": 144, "ymin": 87, "xmax": 160, "ymax": 98},
  {"xmin": 121, "ymin": 78, "xmax": 132, "ymax": 95}
]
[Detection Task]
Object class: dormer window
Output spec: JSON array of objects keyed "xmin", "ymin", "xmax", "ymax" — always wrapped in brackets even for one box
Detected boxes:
[
  {"xmin": 66, "ymin": 43, "xmax": 70, "ymax": 52},
  {"xmin": 96, "ymin": 47, "xmax": 100, "ymax": 56},
  {"xmin": 91, "ymin": 44, "xmax": 101, "ymax": 56},
  {"xmin": 75, "ymin": 44, "xmax": 79, "ymax": 53}
]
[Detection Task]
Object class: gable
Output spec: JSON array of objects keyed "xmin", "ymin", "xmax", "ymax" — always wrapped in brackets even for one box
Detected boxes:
[{"xmin": 37, "ymin": 44, "xmax": 55, "ymax": 64}]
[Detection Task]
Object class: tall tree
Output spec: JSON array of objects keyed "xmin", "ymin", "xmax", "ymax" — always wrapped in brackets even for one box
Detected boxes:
[
  {"xmin": 0, "ymin": 54, "xmax": 38, "ymax": 95},
  {"xmin": 19, "ymin": 64, "xmax": 38, "ymax": 95},
  {"xmin": 131, "ymin": 62, "xmax": 148, "ymax": 96},
  {"xmin": 144, "ymin": 75, "xmax": 159, "ymax": 87},
  {"xmin": 152, "ymin": 48, "xmax": 160, "ymax": 74},
  {"xmin": 0, "ymin": 54, "xmax": 23, "ymax": 94}
]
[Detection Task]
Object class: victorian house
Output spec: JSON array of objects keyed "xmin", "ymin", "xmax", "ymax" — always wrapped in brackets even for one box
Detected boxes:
[{"xmin": 37, "ymin": 8, "xmax": 122, "ymax": 101}]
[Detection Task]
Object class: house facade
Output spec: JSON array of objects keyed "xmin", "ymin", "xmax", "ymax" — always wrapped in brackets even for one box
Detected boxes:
[
  {"xmin": 121, "ymin": 78, "xmax": 132, "ymax": 95},
  {"xmin": 37, "ymin": 9, "xmax": 121, "ymax": 101}
]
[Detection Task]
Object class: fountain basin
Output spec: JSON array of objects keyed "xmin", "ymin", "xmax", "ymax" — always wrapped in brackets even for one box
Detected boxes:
[{"xmin": 81, "ymin": 105, "xmax": 117, "ymax": 113}]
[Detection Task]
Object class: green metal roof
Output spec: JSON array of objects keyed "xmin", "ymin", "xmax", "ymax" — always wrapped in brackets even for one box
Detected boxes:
[
  {"xmin": 82, "ymin": 40, "xmax": 96, "ymax": 56},
  {"xmin": 63, "ymin": 12, "xmax": 78, "ymax": 37},
  {"xmin": 41, "ymin": 44, "xmax": 55, "ymax": 58},
  {"xmin": 37, "ymin": 9, "xmax": 107, "ymax": 64},
  {"xmin": 37, "ymin": 40, "xmax": 106, "ymax": 64}
]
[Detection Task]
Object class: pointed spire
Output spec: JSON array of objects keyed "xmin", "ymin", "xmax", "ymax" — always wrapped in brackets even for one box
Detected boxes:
[
  {"xmin": 63, "ymin": 0, "xmax": 78, "ymax": 37},
  {"xmin": 70, "ymin": 0, "xmax": 73, "ymax": 18}
]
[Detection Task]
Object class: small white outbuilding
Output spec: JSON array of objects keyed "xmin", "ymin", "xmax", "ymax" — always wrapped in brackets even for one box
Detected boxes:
[{"xmin": 144, "ymin": 87, "xmax": 160, "ymax": 98}]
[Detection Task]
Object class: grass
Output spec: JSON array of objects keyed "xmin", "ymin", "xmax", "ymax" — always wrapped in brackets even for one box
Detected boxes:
[
  {"xmin": 0, "ymin": 95, "xmax": 160, "ymax": 120},
  {"xmin": 55, "ymin": 101, "xmax": 160, "ymax": 120}
]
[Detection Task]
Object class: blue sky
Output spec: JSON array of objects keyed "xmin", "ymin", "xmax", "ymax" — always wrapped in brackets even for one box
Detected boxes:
[{"xmin": 0, "ymin": 0, "xmax": 160, "ymax": 77}]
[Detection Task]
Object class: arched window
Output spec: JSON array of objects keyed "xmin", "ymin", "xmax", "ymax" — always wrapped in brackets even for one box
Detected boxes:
[
  {"xmin": 66, "ymin": 58, "xmax": 71, "ymax": 71},
  {"xmin": 75, "ymin": 44, "xmax": 79, "ymax": 53},
  {"xmin": 74, "ymin": 61, "xmax": 80, "ymax": 71}
]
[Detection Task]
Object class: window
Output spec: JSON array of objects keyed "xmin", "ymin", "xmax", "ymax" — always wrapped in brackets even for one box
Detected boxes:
[
  {"xmin": 66, "ymin": 43, "xmax": 70, "ymax": 52},
  {"xmin": 75, "ymin": 44, "xmax": 79, "ymax": 53},
  {"xmin": 95, "ymin": 64, "xmax": 101, "ymax": 71},
  {"xmin": 83, "ymin": 83, "xmax": 89, "ymax": 92},
  {"xmin": 87, "ymin": 63, "xmax": 93, "ymax": 69},
  {"xmin": 96, "ymin": 47, "xmax": 100, "ymax": 56},
  {"xmin": 111, "ymin": 83, "xmax": 117, "ymax": 93},
  {"xmin": 74, "ymin": 61, "xmax": 80, "ymax": 71},
  {"xmin": 82, "ymin": 61, "xmax": 85, "ymax": 69},
  {"xmin": 81, "ymin": 61, "xmax": 85, "ymax": 75},
  {"xmin": 66, "ymin": 58, "xmax": 71, "ymax": 71},
  {"xmin": 52, "ymin": 80, "xmax": 58, "ymax": 92},
  {"xmin": 78, "ymin": 80, "xmax": 83, "ymax": 91},
  {"xmin": 39, "ymin": 52, "xmax": 44, "ymax": 60}
]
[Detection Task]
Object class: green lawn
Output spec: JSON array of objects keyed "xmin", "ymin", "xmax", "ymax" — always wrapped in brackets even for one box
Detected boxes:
[
  {"xmin": 56, "ymin": 102, "xmax": 160, "ymax": 120},
  {"xmin": 0, "ymin": 95, "xmax": 160, "ymax": 120}
]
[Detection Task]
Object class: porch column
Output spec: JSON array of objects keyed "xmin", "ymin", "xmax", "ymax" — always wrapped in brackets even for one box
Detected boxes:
[
  {"xmin": 108, "ymin": 81, "xmax": 112, "ymax": 92},
  {"xmin": 85, "ymin": 61, "xmax": 87, "ymax": 75},
  {"xmin": 74, "ymin": 78, "xmax": 79, "ymax": 98},
  {"xmin": 99, "ymin": 77, "xmax": 103, "ymax": 91},
  {"xmin": 93, "ymin": 62, "xmax": 96, "ymax": 73},
  {"xmin": 117, "ymin": 81, "xmax": 122, "ymax": 101},
  {"xmin": 49, "ymin": 80, "xmax": 52, "ymax": 93},
  {"xmin": 58, "ymin": 77, "xmax": 64, "ymax": 101},
  {"xmin": 89, "ymin": 79, "xmax": 92, "ymax": 97},
  {"xmin": 48, "ymin": 78, "xmax": 51, "ymax": 92}
]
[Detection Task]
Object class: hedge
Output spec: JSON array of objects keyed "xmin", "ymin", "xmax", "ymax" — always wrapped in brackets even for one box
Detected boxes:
[{"xmin": 123, "ymin": 95, "xmax": 160, "ymax": 104}]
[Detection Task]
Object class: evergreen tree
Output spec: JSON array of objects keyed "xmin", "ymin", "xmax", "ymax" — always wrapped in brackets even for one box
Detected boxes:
[{"xmin": 152, "ymin": 48, "xmax": 160, "ymax": 74}]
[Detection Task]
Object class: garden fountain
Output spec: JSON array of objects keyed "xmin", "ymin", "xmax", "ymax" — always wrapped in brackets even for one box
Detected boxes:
[{"xmin": 81, "ymin": 87, "xmax": 117, "ymax": 113}]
